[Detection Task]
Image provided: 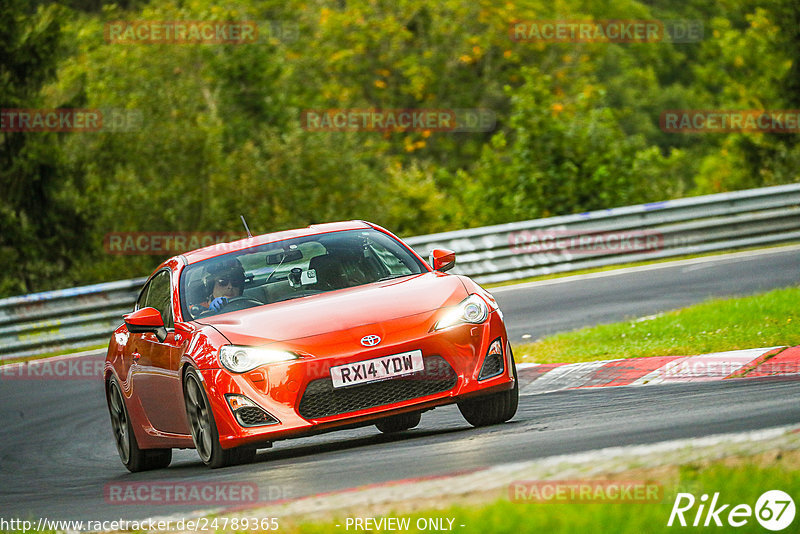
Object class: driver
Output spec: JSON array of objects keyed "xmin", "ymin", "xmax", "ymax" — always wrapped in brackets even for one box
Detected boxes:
[{"xmin": 201, "ymin": 259, "xmax": 245, "ymax": 313}]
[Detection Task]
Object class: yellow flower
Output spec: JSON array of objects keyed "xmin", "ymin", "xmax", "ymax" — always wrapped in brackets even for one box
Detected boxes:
[
  {"xmin": 473, "ymin": 46, "xmax": 482, "ymax": 55},
  {"xmin": 733, "ymin": 56, "xmax": 744, "ymax": 68},
  {"xmin": 551, "ymin": 103, "xmax": 564, "ymax": 114},
  {"xmin": 374, "ymin": 79, "xmax": 387, "ymax": 89},
  {"xmin": 422, "ymin": 130, "xmax": 431, "ymax": 138},
  {"xmin": 503, "ymin": 50, "xmax": 512, "ymax": 59},
  {"xmin": 414, "ymin": 140, "xmax": 426, "ymax": 149},
  {"xmin": 459, "ymin": 55, "xmax": 473, "ymax": 64}
]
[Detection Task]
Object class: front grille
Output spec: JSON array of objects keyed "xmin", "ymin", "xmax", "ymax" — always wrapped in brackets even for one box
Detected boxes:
[
  {"xmin": 478, "ymin": 353, "xmax": 504, "ymax": 380},
  {"xmin": 298, "ymin": 355, "xmax": 457, "ymax": 419},
  {"xmin": 235, "ymin": 406, "xmax": 279, "ymax": 427}
]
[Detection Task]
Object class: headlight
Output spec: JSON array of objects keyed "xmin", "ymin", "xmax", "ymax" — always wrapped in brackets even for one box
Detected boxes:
[
  {"xmin": 219, "ymin": 345, "xmax": 297, "ymax": 373},
  {"xmin": 433, "ymin": 294, "xmax": 489, "ymax": 331}
]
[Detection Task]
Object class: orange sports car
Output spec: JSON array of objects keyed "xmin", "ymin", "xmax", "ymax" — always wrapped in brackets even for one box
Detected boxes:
[{"xmin": 104, "ymin": 221, "xmax": 518, "ymax": 470}]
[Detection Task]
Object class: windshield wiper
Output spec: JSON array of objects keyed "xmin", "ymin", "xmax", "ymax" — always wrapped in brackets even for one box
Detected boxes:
[{"xmin": 376, "ymin": 274, "xmax": 413, "ymax": 282}]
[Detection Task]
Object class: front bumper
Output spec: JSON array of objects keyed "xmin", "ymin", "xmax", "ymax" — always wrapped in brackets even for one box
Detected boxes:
[{"xmin": 198, "ymin": 309, "xmax": 514, "ymax": 449}]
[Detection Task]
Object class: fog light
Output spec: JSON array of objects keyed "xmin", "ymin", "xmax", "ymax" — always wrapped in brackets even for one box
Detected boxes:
[
  {"xmin": 478, "ymin": 337, "xmax": 505, "ymax": 380},
  {"xmin": 487, "ymin": 339, "xmax": 503, "ymax": 357},
  {"xmin": 226, "ymin": 394, "xmax": 256, "ymax": 411},
  {"xmin": 225, "ymin": 394, "xmax": 279, "ymax": 427}
]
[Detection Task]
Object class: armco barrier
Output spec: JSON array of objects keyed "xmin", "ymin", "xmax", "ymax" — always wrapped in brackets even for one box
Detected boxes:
[
  {"xmin": 1, "ymin": 184, "xmax": 799, "ymax": 360},
  {"xmin": 405, "ymin": 183, "xmax": 800, "ymax": 284},
  {"xmin": 0, "ymin": 278, "xmax": 146, "ymax": 360}
]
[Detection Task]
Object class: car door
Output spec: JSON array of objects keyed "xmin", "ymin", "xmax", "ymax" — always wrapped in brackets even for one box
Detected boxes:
[{"xmin": 129, "ymin": 269, "xmax": 189, "ymax": 434}]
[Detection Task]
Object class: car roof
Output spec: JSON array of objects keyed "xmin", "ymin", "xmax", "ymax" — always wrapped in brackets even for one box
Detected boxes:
[{"xmin": 180, "ymin": 220, "xmax": 374, "ymax": 264}]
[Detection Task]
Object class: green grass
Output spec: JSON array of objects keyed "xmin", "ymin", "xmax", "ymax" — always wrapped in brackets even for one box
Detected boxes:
[
  {"xmin": 288, "ymin": 453, "xmax": 800, "ymax": 533},
  {"xmin": 513, "ymin": 286, "xmax": 800, "ymax": 364}
]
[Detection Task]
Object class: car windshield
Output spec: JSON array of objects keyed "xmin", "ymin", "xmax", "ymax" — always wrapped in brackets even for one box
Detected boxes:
[{"xmin": 180, "ymin": 228, "xmax": 427, "ymax": 320}]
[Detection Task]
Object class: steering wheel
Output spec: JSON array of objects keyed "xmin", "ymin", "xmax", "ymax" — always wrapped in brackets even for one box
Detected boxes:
[
  {"xmin": 214, "ymin": 296, "xmax": 263, "ymax": 313},
  {"xmin": 196, "ymin": 297, "xmax": 263, "ymax": 318}
]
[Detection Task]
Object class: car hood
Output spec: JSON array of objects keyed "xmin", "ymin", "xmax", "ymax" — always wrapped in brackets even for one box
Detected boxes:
[{"xmin": 196, "ymin": 272, "xmax": 467, "ymax": 347}]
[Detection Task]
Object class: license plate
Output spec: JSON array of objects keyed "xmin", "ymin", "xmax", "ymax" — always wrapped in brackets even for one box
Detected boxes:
[{"xmin": 330, "ymin": 350, "xmax": 424, "ymax": 388}]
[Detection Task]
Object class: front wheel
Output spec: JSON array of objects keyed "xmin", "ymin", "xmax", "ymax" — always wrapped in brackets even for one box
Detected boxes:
[
  {"xmin": 183, "ymin": 368, "xmax": 256, "ymax": 468},
  {"xmin": 106, "ymin": 376, "xmax": 172, "ymax": 472},
  {"xmin": 458, "ymin": 358, "xmax": 519, "ymax": 427}
]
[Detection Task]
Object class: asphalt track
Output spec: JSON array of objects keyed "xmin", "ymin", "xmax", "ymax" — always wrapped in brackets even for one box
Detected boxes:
[
  {"xmin": 495, "ymin": 246, "xmax": 800, "ymax": 342},
  {"xmin": 0, "ymin": 247, "xmax": 798, "ymax": 523}
]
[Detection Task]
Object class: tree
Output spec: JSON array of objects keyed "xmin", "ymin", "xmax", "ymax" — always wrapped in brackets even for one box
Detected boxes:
[{"xmin": 0, "ymin": 0, "xmax": 87, "ymax": 296}]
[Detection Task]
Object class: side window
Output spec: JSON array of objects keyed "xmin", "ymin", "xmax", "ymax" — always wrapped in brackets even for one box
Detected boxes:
[
  {"xmin": 143, "ymin": 270, "xmax": 174, "ymax": 328},
  {"xmin": 368, "ymin": 241, "xmax": 416, "ymax": 276},
  {"xmin": 135, "ymin": 284, "xmax": 149, "ymax": 311}
]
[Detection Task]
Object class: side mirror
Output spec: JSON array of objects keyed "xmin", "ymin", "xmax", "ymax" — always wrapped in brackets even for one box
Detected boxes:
[
  {"xmin": 430, "ymin": 248, "xmax": 456, "ymax": 272},
  {"xmin": 124, "ymin": 307, "xmax": 167, "ymax": 342}
]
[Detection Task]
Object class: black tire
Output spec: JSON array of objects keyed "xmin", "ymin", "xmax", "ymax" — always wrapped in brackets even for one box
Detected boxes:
[
  {"xmin": 458, "ymin": 357, "xmax": 519, "ymax": 427},
  {"xmin": 183, "ymin": 367, "xmax": 256, "ymax": 468},
  {"xmin": 106, "ymin": 376, "xmax": 172, "ymax": 472},
  {"xmin": 375, "ymin": 411, "xmax": 421, "ymax": 433}
]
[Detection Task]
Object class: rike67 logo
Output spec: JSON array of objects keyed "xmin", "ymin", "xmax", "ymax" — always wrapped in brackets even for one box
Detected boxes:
[{"xmin": 668, "ymin": 490, "xmax": 795, "ymax": 531}]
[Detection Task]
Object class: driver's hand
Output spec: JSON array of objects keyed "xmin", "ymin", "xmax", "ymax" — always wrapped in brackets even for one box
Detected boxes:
[{"xmin": 209, "ymin": 297, "xmax": 228, "ymax": 312}]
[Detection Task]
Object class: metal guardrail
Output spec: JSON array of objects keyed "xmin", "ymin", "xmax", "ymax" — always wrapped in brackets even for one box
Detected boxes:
[
  {"xmin": 0, "ymin": 278, "xmax": 146, "ymax": 360},
  {"xmin": 1, "ymin": 184, "xmax": 799, "ymax": 360},
  {"xmin": 405, "ymin": 183, "xmax": 800, "ymax": 283}
]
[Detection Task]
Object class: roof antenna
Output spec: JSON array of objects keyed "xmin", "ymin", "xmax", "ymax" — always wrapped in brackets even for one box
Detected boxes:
[{"xmin": 240, "ymin": 215, "xmax": 253, "ymax": 238}]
